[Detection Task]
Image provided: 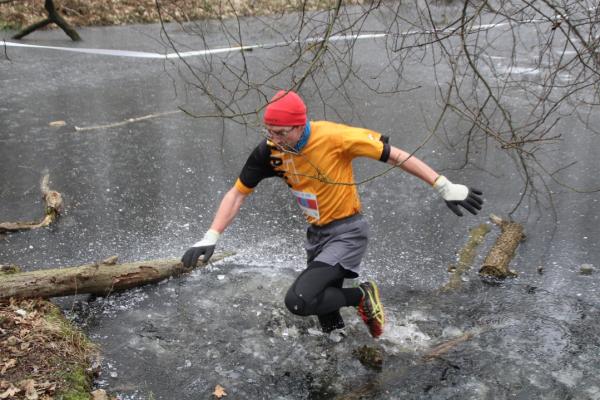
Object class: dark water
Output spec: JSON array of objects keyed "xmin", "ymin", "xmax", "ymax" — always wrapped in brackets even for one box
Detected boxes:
[{"xmin": 1, "ymin": 3, "xmax": 599, "ymax": 399}]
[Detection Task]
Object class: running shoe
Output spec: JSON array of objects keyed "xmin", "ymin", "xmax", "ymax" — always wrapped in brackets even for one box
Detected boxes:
[{"xmin": 357, "ymin": 281, "xmax": 385, "ymax": 338}]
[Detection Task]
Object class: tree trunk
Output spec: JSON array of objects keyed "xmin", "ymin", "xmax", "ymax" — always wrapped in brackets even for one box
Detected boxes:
[
  {"xmin": 12, "ymin": 0, "xmax": 81, "ymax": 41},
  {"xmin": 479, "ymin": 214, "xmax": 525, "ymax": 279},
  {"xmin": 0, "ymin": 253, "xmax": 232, "ymax": 300},
  {"xmin": 11, "ymin": 18, "xmax": 52, "ymax": 39}
]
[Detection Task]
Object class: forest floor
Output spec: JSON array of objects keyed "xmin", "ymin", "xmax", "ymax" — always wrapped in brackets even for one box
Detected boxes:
[{"xmin": 0, "ymin": 0, "xmax": 365, "ymax": 30}]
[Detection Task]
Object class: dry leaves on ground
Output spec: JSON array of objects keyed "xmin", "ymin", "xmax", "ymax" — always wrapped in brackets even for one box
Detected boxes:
[
  {"xmin": 0, "ymin": 299, "xmax": 96, "ymax": 399},
  {"xmin": 0, "ymin": 0, "xmax": 367, "ymax": 29},
  {"xmin": 213, "ymin": 384, "xmax": 227, "ymax": 398}
]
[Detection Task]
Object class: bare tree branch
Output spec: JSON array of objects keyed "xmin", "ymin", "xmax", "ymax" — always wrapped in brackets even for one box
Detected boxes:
[{"xmin": 149, "ymin": 0, "xmax": 600, "ymax": 211}]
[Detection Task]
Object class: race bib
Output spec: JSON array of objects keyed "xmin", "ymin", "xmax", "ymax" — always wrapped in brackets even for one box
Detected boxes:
[{"xmin": 290, "ymin": 189, "xmax": 320, "ymax": 220}]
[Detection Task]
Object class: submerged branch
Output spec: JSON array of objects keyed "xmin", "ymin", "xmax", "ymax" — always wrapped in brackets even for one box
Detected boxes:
[
  {"xmin": 441, "ymin": 223, "xmax": 491, "ymax": 291},
  {"xmin": 0, "ymin": 174, "xmax": 63, "ymax": 233}
]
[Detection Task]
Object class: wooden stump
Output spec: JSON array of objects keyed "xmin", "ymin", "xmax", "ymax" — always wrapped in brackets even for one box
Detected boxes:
[{"xmin": 479, "ymin": 215, "xmax": 524, "ymax": 279}]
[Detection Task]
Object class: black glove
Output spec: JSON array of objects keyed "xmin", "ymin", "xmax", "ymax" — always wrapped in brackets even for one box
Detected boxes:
[
  {"xmin": 434, "ymin": 176, "xmax": 483, "ymax": 216},
  {"xmin": 181, "ymin": 229, "xmax": 219, "ymax": 268},
  {"xmin": 444, "ymin": 188, "xmax": 483, "ymax": 216}
]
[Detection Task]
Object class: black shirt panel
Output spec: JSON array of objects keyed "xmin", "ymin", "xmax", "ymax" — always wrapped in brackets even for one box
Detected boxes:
[{"xmin": 238, "ymin": 139, "xmax": 277, "ymax": 189}]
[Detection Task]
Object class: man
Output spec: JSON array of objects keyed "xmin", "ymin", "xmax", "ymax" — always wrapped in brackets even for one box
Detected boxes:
[{"xmin": 182, "ymin": 90, "xmax": 483, "ymax": 338}]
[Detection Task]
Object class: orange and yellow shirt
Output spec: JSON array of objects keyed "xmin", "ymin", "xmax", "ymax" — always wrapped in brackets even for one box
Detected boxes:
[{"xmin": 234, "ymin": 120, "xmax": 390, "ymax": 225}]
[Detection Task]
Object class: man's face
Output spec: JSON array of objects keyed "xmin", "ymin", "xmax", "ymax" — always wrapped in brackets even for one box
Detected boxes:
[{"xmin": 264, "ymin": 125, "xmax": 303, "ymax": 149}]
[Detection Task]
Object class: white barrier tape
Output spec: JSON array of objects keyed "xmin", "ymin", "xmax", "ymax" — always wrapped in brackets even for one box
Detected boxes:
[
  {"xmin": 1, "ymin": 34, "xmax": 387, "ymax": 59},
  {"xmin": 2, "ymin": 41, "xmax": 167, "ymax": 58},
  {"xmin": 2, "ymin": 9, "xmax": 596, "ymax": 60},
  {"xmin": 1, "ymin": 40, "xmax": 256, "ymax": 59}
]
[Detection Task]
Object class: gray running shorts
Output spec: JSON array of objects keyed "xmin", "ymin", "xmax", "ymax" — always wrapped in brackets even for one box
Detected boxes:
[{"xmin": 305, "ymin": 214, "xmax": 368, "ymax": 276}]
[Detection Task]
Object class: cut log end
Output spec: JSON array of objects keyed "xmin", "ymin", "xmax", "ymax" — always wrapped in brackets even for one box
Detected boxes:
[
  {"xmin": 479, "ymin": 264, "xmax": 518, "ymax": 278},
  {"xmin": 43, "ymin": 191, "xmax": 63, "ymax": 214}
]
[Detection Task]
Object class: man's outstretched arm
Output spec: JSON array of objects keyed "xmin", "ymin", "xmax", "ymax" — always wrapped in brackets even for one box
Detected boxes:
[
  {"xmin": 181, "ymin": 186, "xmax": 248, "ymax": 267},
  {"xmin": 387, "ymin": 146, "xmax": 439, "ymax": 185},
  {"xmin": 386, "ymin": 146, "xmax": 483, "ymax": 216}
]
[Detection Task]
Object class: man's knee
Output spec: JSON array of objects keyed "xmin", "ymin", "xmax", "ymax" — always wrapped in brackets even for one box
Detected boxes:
[
  {"xmin": 284, "ymin": 261, "xmax": 340, "ymax": 317},
  {"xmin": 285, "ymin": 287, "xmax": 310, "ymax": 316}
]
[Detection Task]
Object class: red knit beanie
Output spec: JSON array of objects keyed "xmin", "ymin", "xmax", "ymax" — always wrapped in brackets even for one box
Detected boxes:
[{"xmin": 263, "ymin": 90, "xmax": 307, "ymax": 126}]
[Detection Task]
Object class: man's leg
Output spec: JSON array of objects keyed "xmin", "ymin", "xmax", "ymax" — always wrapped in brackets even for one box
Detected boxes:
[
  {"xmin": 285, "ymin": 261, "xmax": 385, "ymax": 337},
  {"xmin": 284, "ymin": 262, "xmax": 363, "ymax": 321},
  {"xmin": 303, "ymin": 216, "xmax": 385, "ymax": 337},
  {"xmin": 317, "ymin": 275, "xmax": 345, "ymax": 333}
]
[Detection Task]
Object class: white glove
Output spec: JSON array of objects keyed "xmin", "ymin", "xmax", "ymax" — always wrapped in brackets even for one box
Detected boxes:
[
  {"xmin": 433, "ymin": 175, "xmax": 483, "ymax": 216},
  {"xmin": 181, "ymin": 229, "xmax": 220, "ymax": 267}
]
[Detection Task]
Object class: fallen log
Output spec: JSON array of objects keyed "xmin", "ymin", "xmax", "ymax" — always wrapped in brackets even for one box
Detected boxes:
[
  {"xmin": 479, "ymin": 214, "xmax": 524, "ymax": 279},
  {"xmin": 0, "ymin": 253, "xmax": 232, "ymax": 300},
  {"xmin": 441, "ymin": 223, "xmax": 491, "ymax": 291},
  {"xmin": 421, "ymin": 332, "xmax": 475, "ymax": 361},
  {"xmin": 0, "ymin": 174, "xmax": 63, "ymax": 233}
]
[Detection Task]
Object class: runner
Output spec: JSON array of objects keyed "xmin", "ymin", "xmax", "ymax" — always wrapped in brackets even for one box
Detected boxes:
[{"xmin": 182, "ymin": 90, "xmax": 483, "ymax": 337}]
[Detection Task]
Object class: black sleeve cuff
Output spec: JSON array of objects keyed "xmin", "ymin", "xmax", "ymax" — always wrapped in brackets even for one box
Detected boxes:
[{"xmin": 379, "ymin": 135, "xmax": 391, "ymax": 162}]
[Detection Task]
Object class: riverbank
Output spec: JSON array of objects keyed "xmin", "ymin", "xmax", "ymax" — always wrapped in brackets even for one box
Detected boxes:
[
  {"xmin": 0, "ymin": 0, "xmax": 364, "ymax": 30},
  {"xmin": 0, "ymin": 297, "xmax": 101, "ymax": 399}
]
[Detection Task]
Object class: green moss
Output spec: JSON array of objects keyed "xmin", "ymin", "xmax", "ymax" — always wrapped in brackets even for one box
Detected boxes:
[
  {"xmin": 56, "ymin": 365, "xmax": 92, "ymax": 400},
  {"xmin": 0, "ymin": 265, "xmax": 22, "ymax": 275},
  {"xmin": 45, "ymin": 305, "xmax": 91, "ymax": 342},
  {"xmin": 45, "ymin": 305, "xmax": 71, "ymax": 328},
  {"xmin": 43, "ymin": 304, "xmax": 96, "ymax": 399}
]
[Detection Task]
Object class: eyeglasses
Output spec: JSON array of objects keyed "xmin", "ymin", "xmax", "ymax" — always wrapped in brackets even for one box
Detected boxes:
[{"xmin": 263, "ymin": 126, "xmax": 296, "ymax": 138}]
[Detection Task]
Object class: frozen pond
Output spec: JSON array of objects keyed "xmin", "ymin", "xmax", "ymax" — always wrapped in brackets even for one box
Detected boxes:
[{"xmin": 1, "ymin": 3, "xmax": 599, "ymax": 399}]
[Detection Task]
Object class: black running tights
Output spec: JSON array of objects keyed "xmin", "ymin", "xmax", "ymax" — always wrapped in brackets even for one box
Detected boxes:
[{"xmin": 284, "ymin": 261, "xmax": 361, "ymax": 317}]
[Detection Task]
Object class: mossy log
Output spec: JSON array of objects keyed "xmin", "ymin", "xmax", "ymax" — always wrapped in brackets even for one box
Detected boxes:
[
  {"xmin": 0, "ymin": 174, "xmax": 63, "ymax": 233},
  {"xmin": 0, "ymin": 253, "xmax": 232, "ymax": 300},
  {"xmin": 441, "ymin": 223, "xmax": 491, "ymax": 291},
  {"xmin": 479, "ymin": 214, "xmax": 524, "ymax": 279}
]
